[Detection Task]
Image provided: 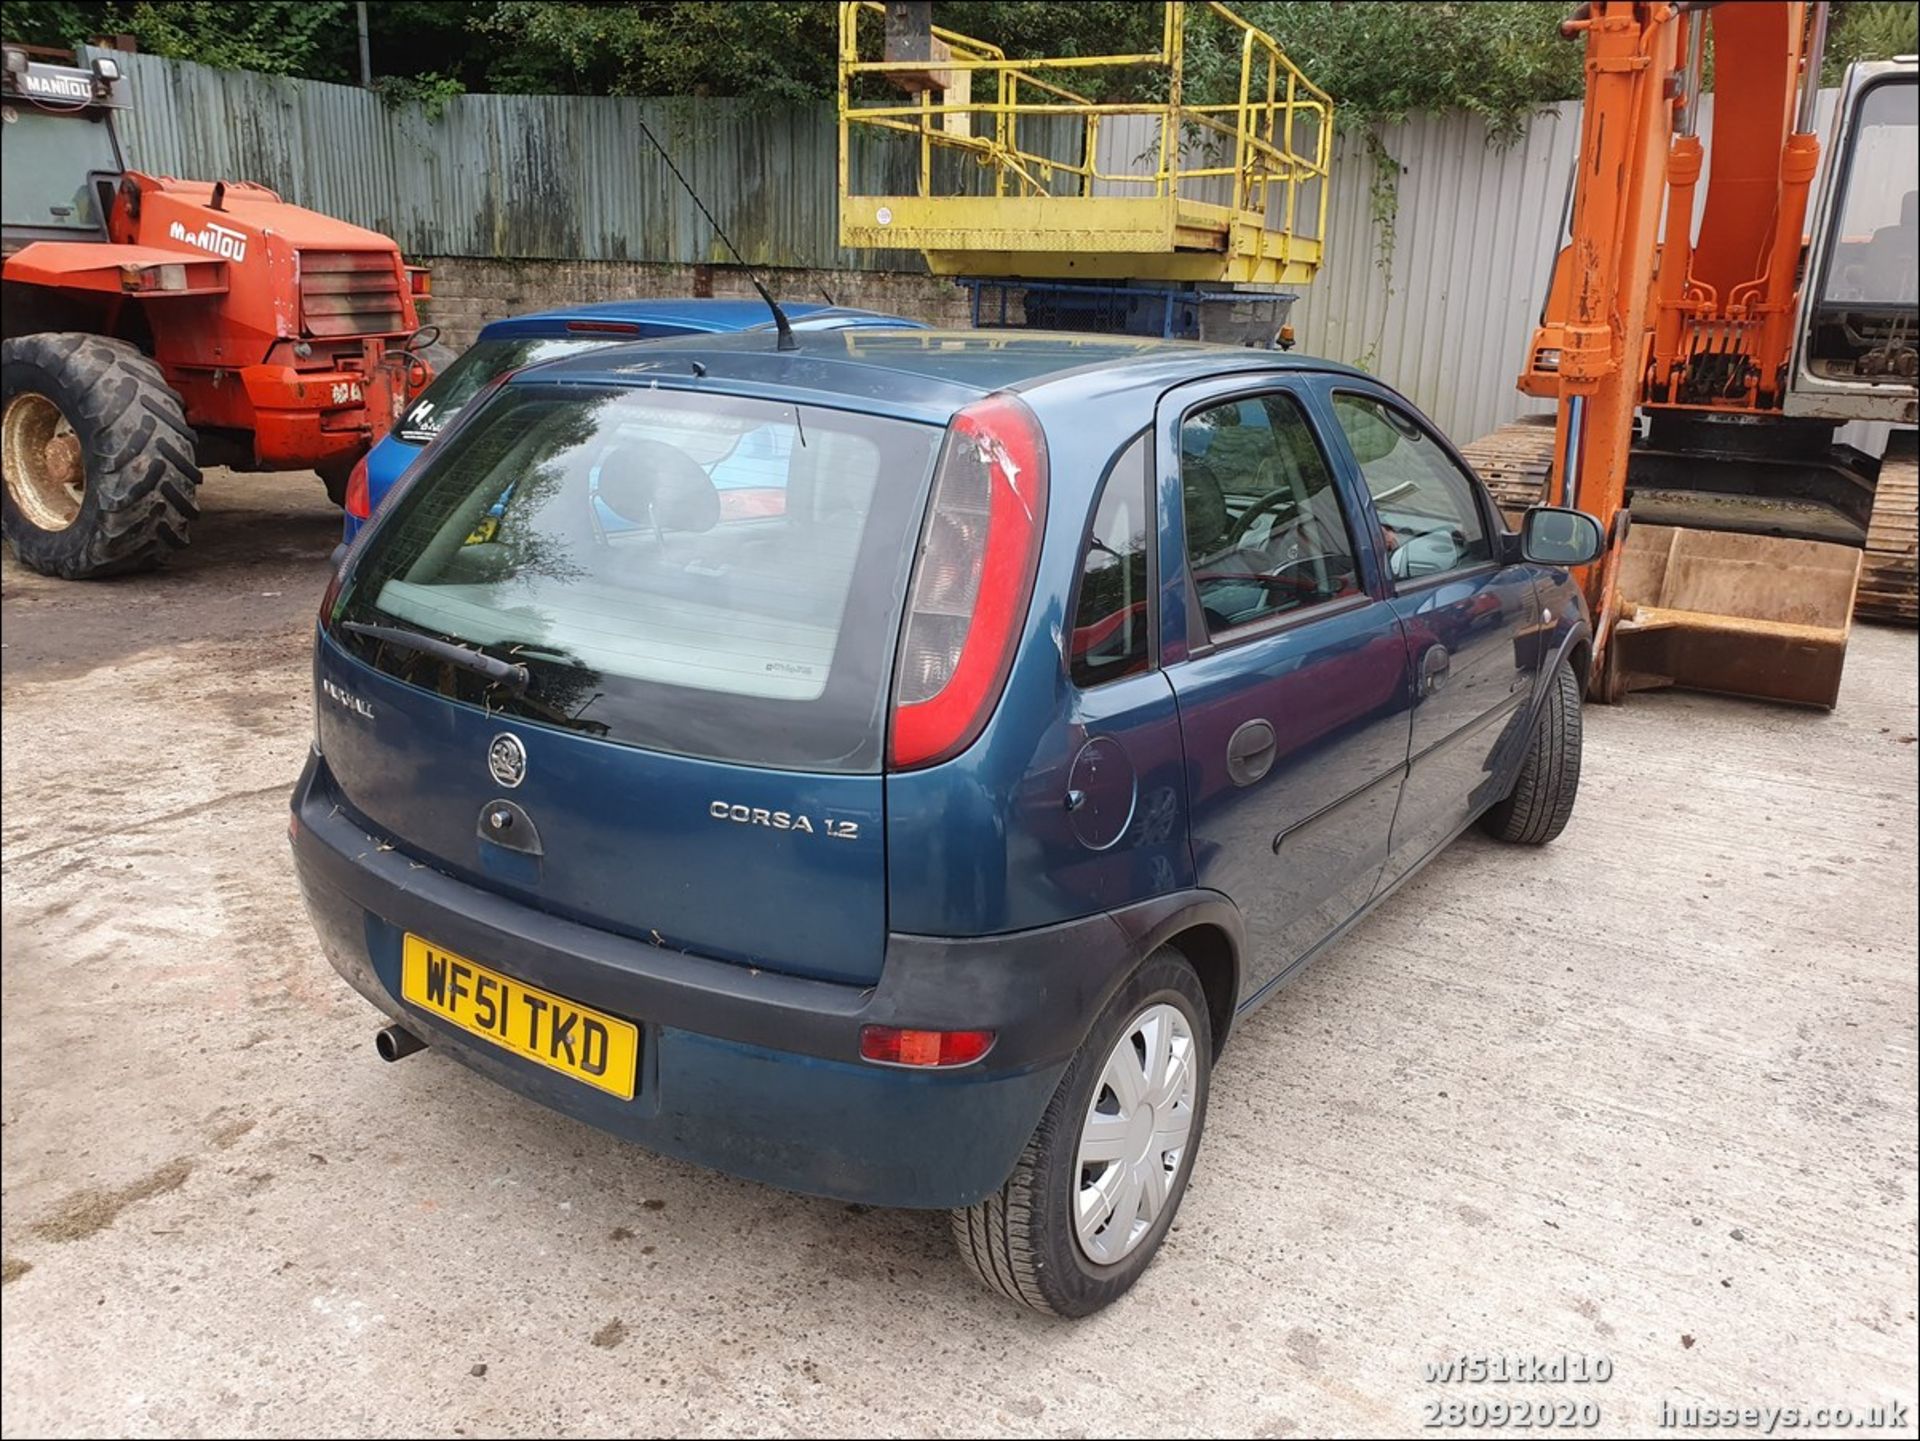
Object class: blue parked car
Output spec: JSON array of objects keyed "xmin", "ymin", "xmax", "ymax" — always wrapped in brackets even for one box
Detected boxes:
[
  {"xmin": 341, "ymin": 299, "xmax": 924, "ymax": 540},
  {"xmin": 295, "ymin": 329, "xmax": 1603, "ymax": 1316}
]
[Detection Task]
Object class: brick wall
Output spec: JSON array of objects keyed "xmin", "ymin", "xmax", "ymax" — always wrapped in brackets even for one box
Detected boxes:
[{"xmin": 417, "ymin": 258, "xmax": 974, "ymax": 350}]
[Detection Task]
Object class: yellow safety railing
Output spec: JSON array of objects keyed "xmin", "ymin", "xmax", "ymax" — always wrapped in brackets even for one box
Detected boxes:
[{"xmin": 836, "ymin": 1, "xmax": 1335, "ymax": 284}]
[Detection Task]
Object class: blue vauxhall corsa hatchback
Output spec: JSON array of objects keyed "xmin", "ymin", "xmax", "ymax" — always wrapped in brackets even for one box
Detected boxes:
[{"xmin": 293, "ymin": 329, "xmax": 1604, "ymax": 1316}]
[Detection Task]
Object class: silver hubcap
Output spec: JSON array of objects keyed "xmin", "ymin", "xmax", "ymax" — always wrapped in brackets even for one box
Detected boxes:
[{"xmin": 1073, "ymin": 1002, "xmax": 1198, "ymax": 1266}]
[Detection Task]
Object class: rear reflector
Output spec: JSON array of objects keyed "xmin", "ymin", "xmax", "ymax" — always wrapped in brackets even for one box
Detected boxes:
[
  {"xmin": 859, "ymin": 1026, "xmax": 996, "ymax": 1068},
  {"xmin": 890, "ymin": 392, "xmax": 1048, "ymax": 769},
  {"xmin": 566, "ymin": 320, "xmax": 643, "ymax": 335},
  {"xmin": 120, "ymin": 263, "xmax": 188, "ymax": 293},
  {"xmin": 344, "ymin": 453, "xmax": 371, "ymax": 520}
]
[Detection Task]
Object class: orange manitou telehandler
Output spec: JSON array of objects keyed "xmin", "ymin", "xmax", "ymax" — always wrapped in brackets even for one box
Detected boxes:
[
  {"xmin": 1469, "ymin": 1, "xmax": 1916, "ymax": 708},
  {"xmin": 1, "ymin": 46, "xmax": 436, "ymax": 579}
]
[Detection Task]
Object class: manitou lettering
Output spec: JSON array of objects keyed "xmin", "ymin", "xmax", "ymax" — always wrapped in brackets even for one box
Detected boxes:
[{"xmin": 167, "ymin": 218, "xmax": 247, "ymax": 262}]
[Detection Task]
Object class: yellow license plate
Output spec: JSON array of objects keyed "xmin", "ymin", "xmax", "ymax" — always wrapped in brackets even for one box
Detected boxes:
[{"xmin": 401, "ymin": 935, "xmax": 639, "ymax": 1100}]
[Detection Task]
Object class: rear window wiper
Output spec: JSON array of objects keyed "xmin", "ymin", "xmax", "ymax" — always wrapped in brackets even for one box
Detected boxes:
[{"xmin": 342, "ymin": 621, "xmax": 531, "ymax": 696}]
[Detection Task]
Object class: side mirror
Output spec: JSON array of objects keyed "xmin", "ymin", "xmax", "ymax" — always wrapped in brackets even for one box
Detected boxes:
[{"xmin": 1520, "ymin": 506, "xmax": 1604, "ymax": 567}]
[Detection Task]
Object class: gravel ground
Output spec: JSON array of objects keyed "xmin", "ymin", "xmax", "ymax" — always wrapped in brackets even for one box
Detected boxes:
[{"xmin": 2, "ymin": 471, "xmax": 1916, "ymax": 1439}]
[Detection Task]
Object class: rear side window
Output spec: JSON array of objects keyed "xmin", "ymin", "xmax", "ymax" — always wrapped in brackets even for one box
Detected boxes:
[
  {"xmin": 1071, "ymin": 438, "xmax": 1152, "ymax": 687},
  {"xmin": 1331, "ymin": 393, "xmax": 1493, "ymax": 580},
  {"xmin": 333, "ymin": 384, "xmax": 942, "ymax": 772},
  {"xmin": 1179, "ymin": 391, "xmax": 1362, "ymax": 639}
]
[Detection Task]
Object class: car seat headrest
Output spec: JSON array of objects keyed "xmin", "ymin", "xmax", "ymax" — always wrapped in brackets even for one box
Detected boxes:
[{"xmin": 596, "ymin": 440, "xmax": 721, "ymax": 532}]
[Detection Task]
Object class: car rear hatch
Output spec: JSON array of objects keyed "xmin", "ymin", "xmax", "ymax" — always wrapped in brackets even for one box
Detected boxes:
[{"xmin": 318, "ymin": 379, "xmax": 944, "ymax": 985}]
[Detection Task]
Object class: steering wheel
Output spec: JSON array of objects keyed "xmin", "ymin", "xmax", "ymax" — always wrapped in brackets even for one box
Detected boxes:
[{"xmin": 1223, "ymin": 488, "xmax": 1299, "ymax": 548}]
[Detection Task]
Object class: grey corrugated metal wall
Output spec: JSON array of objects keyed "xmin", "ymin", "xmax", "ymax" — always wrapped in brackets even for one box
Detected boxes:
[
  {"xmin": 83, "ymin": 48, "xmax": 1858, "ymax": 440},
  {"xmin": 85, "ymin": 48, "xmax": 925, "ymax": 271},
  {"xmin": 1289, "ymin": 103, "xmax": 1582, "ymax": 445},
  {"xmin": 1293, "ymin": 88, "xmax": 1853, "ymax": 440}
]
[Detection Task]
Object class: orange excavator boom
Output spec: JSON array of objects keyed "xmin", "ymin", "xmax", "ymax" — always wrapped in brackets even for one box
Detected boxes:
[{"xmin": 1517, "ymin": 1, "xmax": 1916, "ymax": 708}]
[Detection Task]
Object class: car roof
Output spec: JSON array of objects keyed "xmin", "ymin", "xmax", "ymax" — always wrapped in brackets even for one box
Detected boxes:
[
  {"xmin": 513, "ymin": 328, "xmax": 1370, "ymax": 422},
  {"xmin": 475, "ymin": 297, "xmax": 917, "ymax": 339}
]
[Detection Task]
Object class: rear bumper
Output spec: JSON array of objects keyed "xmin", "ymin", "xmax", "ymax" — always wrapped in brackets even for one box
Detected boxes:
[{"xmin": 289, "ymin": 753, "xmax": 1140, "ymax": 1208}]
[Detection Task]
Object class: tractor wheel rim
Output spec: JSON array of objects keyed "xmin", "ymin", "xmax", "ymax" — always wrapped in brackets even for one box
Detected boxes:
[
  {"xmin": 2, "ymin": 392, "xmax": 86, "ymax": 532},
  {"xmin": 1073, "ymin": 1001, "xmax": 1197, "ymax": 1267}
]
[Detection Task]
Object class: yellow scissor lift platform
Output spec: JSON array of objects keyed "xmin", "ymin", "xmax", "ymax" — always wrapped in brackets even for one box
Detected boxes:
[{"xmin": 837, "ymin": 2, "xmax": 1334, "ymax": 286}]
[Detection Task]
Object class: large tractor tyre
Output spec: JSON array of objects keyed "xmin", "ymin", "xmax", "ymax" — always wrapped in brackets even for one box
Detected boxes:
[{"xmin": 1, "ymin": 333, "xmax": 201, "ymax": 580}]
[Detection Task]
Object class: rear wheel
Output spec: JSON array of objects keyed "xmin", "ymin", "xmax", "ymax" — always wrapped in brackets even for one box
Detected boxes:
[
  {"xmin": 950, "ymin": 949, "xmax": 1212, "ymax": 1317},
  {"xmin": 1, "ymin": 333, "xmax": 200, "ymax": 579},
  {"xmin": 1481, "ymin": 656, "xmax": 1583, "ymax": 844}
]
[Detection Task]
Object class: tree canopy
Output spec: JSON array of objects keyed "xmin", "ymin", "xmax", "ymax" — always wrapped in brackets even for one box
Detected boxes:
[{"xmin": 6, "ymin": 0, "xmax": 1915, "ymax": 132}]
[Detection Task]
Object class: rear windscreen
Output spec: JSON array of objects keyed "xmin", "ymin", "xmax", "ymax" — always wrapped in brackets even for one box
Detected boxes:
[
  {"xmin": 331, "ymin": 384, "xmax": 943, "ymax": 772},
  {"xmin": 396, "ymin": 337, "xmax": 614, "ymax": 443}
]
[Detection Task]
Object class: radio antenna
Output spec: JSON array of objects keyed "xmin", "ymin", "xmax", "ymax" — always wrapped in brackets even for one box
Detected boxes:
[{"xmin": 636, "ymin": 118, "xmax": 796, "ymax": 352}]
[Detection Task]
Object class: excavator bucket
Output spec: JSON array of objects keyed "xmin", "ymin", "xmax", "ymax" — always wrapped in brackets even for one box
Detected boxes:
[{"xmin": 1604, "ymin": 525, "xmax": 1863, "ymax": 709}]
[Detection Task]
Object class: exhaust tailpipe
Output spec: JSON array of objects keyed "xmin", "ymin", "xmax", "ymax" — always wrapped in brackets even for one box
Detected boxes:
[{"xmin": 375, "ymin": 1024, "xmax": 426, "ymax": 1062}]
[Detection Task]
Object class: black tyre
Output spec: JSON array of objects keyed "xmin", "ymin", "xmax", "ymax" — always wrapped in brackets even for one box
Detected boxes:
[
  {"xmin": 951, "ymin": 949, "xmax": 1212, "ymax": 1317},
  {"xmin": 318, "ymin": 457, "xmax": 355, "ymax": 508},
  {"xmin": 1481, "ymin": 657, "xmax": 1583, "ymax": 845},
  {"xmin": 1, "ymin": 333, "xmax": 200, "ymax": 579}
]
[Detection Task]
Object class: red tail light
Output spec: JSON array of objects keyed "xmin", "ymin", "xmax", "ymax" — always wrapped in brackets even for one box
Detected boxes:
[
  {"xmin": 343, "ymin": 454, "xmax": 371, "ymax": 520},
  {"xmin": 890, "ymin": 392, "xmax": 1049, "ymax": 769},
  {"xmin": 407, "ymin": 266, "xmax": 431, "ymax": 296},
  {"xmin": 859, "ymin": 1026, "xmax": 996, "ymax": 1068}
]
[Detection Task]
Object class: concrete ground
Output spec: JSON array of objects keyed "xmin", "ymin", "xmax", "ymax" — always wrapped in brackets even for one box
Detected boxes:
[{"xmin": 2, "ymin": 471, "xmax": 1915, "ymax": 1439}]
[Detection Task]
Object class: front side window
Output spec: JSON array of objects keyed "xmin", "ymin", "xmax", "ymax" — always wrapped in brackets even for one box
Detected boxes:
[
  {"xmin": 1820, "ymin": 78, "xmax": 1918, "ymax": 307},
  {"xmin": 332, "ymin": 384, "xmax": 942, "ymax": 772},
  {"xmin": 0, "ymin": 110, "xmax": 115, "ymax": 233},
  {"xmin": 1179, "ymin": 391, "xmax": 1362, "ymax": 639},
  {"xmin": 1071, "ymin": 438, "xmax": 1152, "ymax": 687},
  {"xmin": 1331, "ymin": 394, "xmax": 1492, "ymax": 582}
]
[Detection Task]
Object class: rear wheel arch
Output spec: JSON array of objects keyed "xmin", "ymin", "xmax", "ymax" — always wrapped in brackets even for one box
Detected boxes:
[
  {"xmin": 1161, "ymin": 923, "xmax": 1238, "ymax": 1056},
  {"xmin": 1108, "ymin": 892, "xmax": 1246, "ymax": 1058}
]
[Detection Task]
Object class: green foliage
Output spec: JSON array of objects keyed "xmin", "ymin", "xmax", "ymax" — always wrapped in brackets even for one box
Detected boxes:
[
  {"xmin": 1827, "ymin": 1, "xmax": 1920, "ymax": 82},
  {"xmin": 375, "ymin": 71, "xmax": 465, "ymax": 119},
  {"xmin": 120, "ymin": 0, "xmax": 354, "ymax": 77},
  {"xmin": 3, "ymin": 1, "xmax": 103, "ymax": 48},
  {"xmin": 480, "ymin": 2, "xmax": 838, "ymax": 101},
  {"xmin": 4, "ymin": 0, "xmax": 1588, "ymax": 126},
  {"xmin": 5, "ymin": 0, "xmax": 357, "ymax": 78},
  {"xmin": 1217, "ymin": 2, "xmax": 1583, "ymax": 140}
]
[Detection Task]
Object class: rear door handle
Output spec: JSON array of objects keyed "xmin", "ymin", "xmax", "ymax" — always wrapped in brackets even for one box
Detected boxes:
[{"xmin": 1421, "ymin": 645, "xmax": 1451, "ymax": 696}]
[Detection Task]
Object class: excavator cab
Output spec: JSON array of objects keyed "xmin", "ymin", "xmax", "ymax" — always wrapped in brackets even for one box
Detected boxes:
[{"xmin": 1789, "ymin": 61, "xmax": 1918, "ymax": 422}]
